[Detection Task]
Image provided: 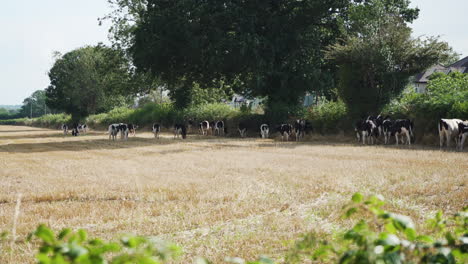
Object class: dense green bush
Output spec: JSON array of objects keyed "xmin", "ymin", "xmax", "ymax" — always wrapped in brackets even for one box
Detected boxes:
[
  {"xmin": 305, "ymin": 100, "xmax": 349, "ymax": 133},
  {"xmin": 183, "ymin": 103, "xmax": 239, "ymax": 122},
  {"xmin": 383, "ymin": 72, "xmax": 468, "ymax": 141},
  {"xmin": 32, "ymin": 114, "xmax": 71, "ymax": 128}
]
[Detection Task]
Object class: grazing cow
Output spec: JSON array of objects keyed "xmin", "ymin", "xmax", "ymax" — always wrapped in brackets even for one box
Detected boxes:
[
  {"xmin": 382, "ymin": 117, "xmax": 393, "ymax": 144},
  {"xmin": 457, "ymin": 121, "xmax": 468, "ymax": 150},
  {"xmin": 238, "ymin": 122, "xmax": 247, "ymax": 138},
  {"xmin": 174, "ymin": 124, "xmax": 187, "ymax": 139},
  {"xmin": 128, "ymin": 124, "xmax": 138, "ymax": 136},
  {"xmin": 277, "ymin": 124, "xmax": 293, "ymax": 141},
  {"xmin": 214, "ymin": 121, "xmax": 225, "ymax": 136},
  {"xmin": 199, "ymin": 121, "xmax": 210, "ymax": 135},
  {"xmin": 393, "ymin": 119, "xmax": 414, "ymax": 145},
  {"xmin": 62, "ymin": 124, "xmax": 68, "ymax": 135},
  {"xmin": 108, "ymin": 124, "xmax": 119, "ymax": 140},
  {"xmin": 119, "ymin": 123, "xmax": 129, "ymax": 140},
  {"xmin": 367, "ymin": 115, "xmax": 384, "ymax": 137},
  {"xmin": 209, "ymin": 121, "xmax": 216, "ymax": 135},
  {"xmin": 354, "ymin": 120, "xmax": 365, "ymax": 142},
  {"xmin": 438, "ymin": 118, "xmax": 463, "ymax": 148},
  {"xmin": 77, "ymin": 124, "xmax": 87, "ymax": 134},
  {"xmin": 294, "ymin": 119, "xmax": 306, "ymax": 141},
  {"xmin": 152, "ymin": 123, "xmax": 161, "ymax": 138},
  {"xmin": 260, "ymin": 124, "xmax": 269, "ymax": 139},
  {"xmin": 71, "ymin": 124, "xmax": 79, "ymax": 136}
]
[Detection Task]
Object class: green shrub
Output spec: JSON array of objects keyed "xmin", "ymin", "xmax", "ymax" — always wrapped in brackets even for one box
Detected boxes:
[
  {"xmin": 31, "ymin": 114, "xmax": 71, "ymax": 128},
  {"xmin": 184, "ymin": 103, "xmax": 239, "ymax": 122},
  {"xmin": 305, "ymin": 100, "xmax": 348, "ymax": 133},
  {"xmin": 383, "ymin": 72, "xmax": 468, "ymax": 141},
  {"xmin": 28, "ymin": 225, "xmax": 181, "ymax": 264},
  {"xmin": 285, "ymin": 194, "xmax": 467, "ymax": 264}
]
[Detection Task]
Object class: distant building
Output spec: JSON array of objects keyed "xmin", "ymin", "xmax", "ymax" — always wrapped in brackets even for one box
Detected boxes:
[{"xmin": 414, "ymin": 56, "xmax": 468, "ymax": 93}]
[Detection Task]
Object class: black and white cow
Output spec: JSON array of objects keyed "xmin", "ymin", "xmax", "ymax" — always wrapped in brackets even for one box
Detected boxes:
[
  {"xmin": 457, "ymin": 121, "xmax": 468, "ymax": 150},
  {"xmin": 393, "ymin": 119, "xmax": 414, "ymax": 145},
  {"xmin": 199, "ymin": 121, "xmax": 210, "ymax": 135},
  {"xmin": 214, "ymin": 121, "xmax": 225, "ymax": 136},
  {"xmin": 209, "ymin": 121, "xmax": 216, "ymax": 135},
  {"xmin": 355, "ymin": 119, "xmax": 378, "ymax": 144},
  {"xmin": 77, "ymin": 124, "xmax": 87, "ymax": 134},
  {"xmin": 382, "ymin": 117, "xmax": 393, "ymax": 144},
  {"xmin": 277, "ymin": 124, "xmax": 293, "ymax": 141},
  {"xmin": 260, "ymin": 124, "xmax": 269, "ymax": 139},
  {"xmin": 294, "ymin": 119, "xmax": 306, "ymax": 141},
  {"xmin": 238, "ymin": 122, "xmax": 247, "ymax": 138},
  {"xmin": 174, "ymin": 124, "xmax": 187, "ymax": 139},
  {"xmin": 367, "ymin": 115, "xmax": 384, "ymax": 138},
  {"xmin": 108, "ymin": 124, "xmax": 119, "ymax": 140},
  {"xmin": 128, "ymin": 124, "xmax": 138, "ymax": 137},
  {"xmin": 71, "ymin": 124, "xmax": 79, "ymax": 136},
  {"xmin": 438, "ymin": 118, "xmax": 463, "ymax": 148},
  {"xmin": 62, "ymin": 124, "xmax": 68, "ymax": 135},
  {"xmin": 118, "ymin": 123, "xmax": 129, "ymax": 140},
  {"xmin": 152, "ymin": 123, "xmax": 161, "ymax": 138}
]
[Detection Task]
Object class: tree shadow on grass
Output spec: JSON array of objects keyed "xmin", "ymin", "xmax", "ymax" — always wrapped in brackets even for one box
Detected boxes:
[
  {"xmin": 0, "ymin": 136, "xmax": 183, "ymax": 153},
  {"xmin": 0, "ymin": 129, "xmax": 48, "ymax": 133}
]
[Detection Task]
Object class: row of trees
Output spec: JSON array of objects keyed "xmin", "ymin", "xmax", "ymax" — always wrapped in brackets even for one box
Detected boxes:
[{"xmin": 42, "ymin": 0, "xmax": 457, "ymax": 122}]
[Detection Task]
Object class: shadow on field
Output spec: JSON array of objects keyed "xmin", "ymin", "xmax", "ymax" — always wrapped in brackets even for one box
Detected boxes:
[
  {"xmin": 0, "ymin": 132, "xmax": 103, "ymax": 140},
  {"xmin": 0, "ymin": 129, "xmax": 47, "ymax": 133},
  {"xmin": 0, "ymin": 136, "xmax": 182, "ymax": 153}
]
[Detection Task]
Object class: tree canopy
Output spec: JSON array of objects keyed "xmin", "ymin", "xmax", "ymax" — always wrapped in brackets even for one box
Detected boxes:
[
  {"xmin": 326, "ymin": 0, "xmax": 455, "ymax": 116},
  {"xmin": 45, "ymin": 45, "xmax": 133, "ymax": 122},
  {"xmin": 129, "ymin": 0, "xmax": 349, "ymax": 114}
]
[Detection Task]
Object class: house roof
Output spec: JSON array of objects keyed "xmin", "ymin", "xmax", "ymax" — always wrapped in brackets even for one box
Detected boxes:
[{"xmin": 415, "ymin": 56, "xmax": 468, "ymax": 83}]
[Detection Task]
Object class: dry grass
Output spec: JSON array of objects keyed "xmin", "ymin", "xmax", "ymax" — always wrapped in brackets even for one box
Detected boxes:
[{"xmin": 0, "ymin": 125, "xmax": 466, "ymax": 263}]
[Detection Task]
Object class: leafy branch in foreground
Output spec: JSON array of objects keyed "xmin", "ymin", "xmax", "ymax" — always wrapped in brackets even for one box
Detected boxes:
[
  {"xmin": 27, "ymin": 225, "xmax": 181, "ymax": 264},
  {"xmin": 285, "ymin": 193, "xmax": 467, "ymax": 263}
]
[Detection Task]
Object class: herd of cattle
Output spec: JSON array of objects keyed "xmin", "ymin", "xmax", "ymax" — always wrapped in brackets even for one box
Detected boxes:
[{"xmin": 59, "ymin": 116, "xmax": 468, "ymax": 150}]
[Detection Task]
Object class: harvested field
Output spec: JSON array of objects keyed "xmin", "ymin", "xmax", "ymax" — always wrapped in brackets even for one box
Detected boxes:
[{"xmin": 0, "ymin": 125, "xmax": 467, "ymax": 263}]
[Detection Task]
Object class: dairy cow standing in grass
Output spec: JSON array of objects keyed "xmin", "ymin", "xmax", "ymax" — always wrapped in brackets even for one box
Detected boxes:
[
  {"xmin": 199, "ymin": 121, "xmax": 210, "ymax": 135},
  {"xmin": 77, "ymin": 124, "xmax": 87, "ymax": 134},
  {"xmin": 438, "ymin": 118, "xmax": 463, "ymax": 148},
  {"xmin": 277, "ymin": 124, "xmax": 293, "ymax": 141},
  {"xmin": 62, "ymin": 124, "xmax": 68, "ymax": 135},
  {"xmin": 393, "ymin": 119, "xmax": 414, "ymax": 145},
  {"xmin": 174, "ymin": 124, "xmax": 187, "ymax": 139},
  {"xmin": 382, "ymin": 117, "xmax": 393, "ymax": 144},
  {"xmin": 457, "ymin": 121, "xmax": 468, "ymax": 150},
  {"xmin": 152, "ymin": 123, "xmax": 161, "ymax": 138},
  {"xmin": 108, "ymin": 124, "xmax": 119, "ymax": 140},
  {"xmin": 355, "ymin": 119, "xmax": 378, "ymax": 145},
  {"xmin": 128, "ymin": 124, "xmax": 138, "ymax": 136},
  {"xmin": 71, "ymin": 124, "xmax": 79, "ymax": 136},
  {"xmin": 260, "ymin": 124, "xmax": 269, "ymax": 138},
  {"xmin": 294, "ymin": 119, "xmax": 306, "ymax": 141},
  {"xmin": 214, "ymin": 121, "xmax": 225, "ymax": 136}
]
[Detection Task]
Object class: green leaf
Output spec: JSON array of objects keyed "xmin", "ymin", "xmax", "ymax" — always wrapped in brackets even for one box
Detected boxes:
[
  {"xmin": 57, "ymin": 228, "xmax": 71, "ymax": 240},
  {"xmin": 345, "ymin": 207, "xmax": 358, "ymax": 218},
  {"xmin": 384, "ymin": 223, "xmax": 397, "ymax": 234},
  {"xmin": 404, "ymin": 228, "xmax": 417, "ymax": 241},
  {"xmin": 35, "ymin": 225, "xmax": 56, "ymax": 244},
  {"xmin": 351, "ymin": 193, "xmax": 363, "ymax": 203}
]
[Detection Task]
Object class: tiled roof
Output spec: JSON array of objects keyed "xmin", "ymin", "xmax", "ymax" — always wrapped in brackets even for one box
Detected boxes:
[{"xmin": 414, "ymin": 56, "xmax": 468, "ymax": 83}]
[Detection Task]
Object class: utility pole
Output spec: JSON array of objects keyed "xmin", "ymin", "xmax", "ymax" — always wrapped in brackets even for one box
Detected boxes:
[{"xmin": 30, "ymin": 100, "xmax": 32, "ymax": 118}]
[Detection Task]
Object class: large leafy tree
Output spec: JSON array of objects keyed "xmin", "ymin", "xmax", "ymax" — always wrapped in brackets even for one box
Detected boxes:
[
  {"xmin": 129, "ymin": 0, "xmax": 348, "ymax": 114},
  {"xmin": 46, "ymin": 45, "xmax": 133, "ymax": 122},
  {"xmin": 326, "ymin": 0, "xmax": 455, "ymax": 116}
]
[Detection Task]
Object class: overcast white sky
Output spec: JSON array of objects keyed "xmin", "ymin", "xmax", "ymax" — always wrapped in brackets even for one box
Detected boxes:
[{"xmin": 1, "ymin": 0, "xmax": 467, "ymax": 105}]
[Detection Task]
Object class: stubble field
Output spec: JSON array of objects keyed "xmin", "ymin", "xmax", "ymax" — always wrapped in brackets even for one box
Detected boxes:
[{"xmin": 0, "ymin": 125, "xmax": 466, "ymax": 263}]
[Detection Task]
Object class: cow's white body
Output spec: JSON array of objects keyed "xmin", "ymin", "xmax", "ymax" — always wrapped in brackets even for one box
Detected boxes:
[
  {"xmin": 439, "ymin": 119, "xmax": 463, "ymax": 148},
  {"xmin": 260, "ymin": 124, "xmax": 269, "ymax": 139}
]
